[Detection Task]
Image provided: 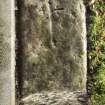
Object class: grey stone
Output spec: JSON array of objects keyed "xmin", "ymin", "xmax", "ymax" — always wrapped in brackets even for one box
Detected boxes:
[
  {"xmin": 0, "ymin": 0, "xmax": 15, "ymax": 105},
  {"xmin": 21, "ymin": 91, "xmax": 87, "ymax": 105},
  {"xmin": 16, "ymin": 0, "xmax": 87, "ymax": 104}
]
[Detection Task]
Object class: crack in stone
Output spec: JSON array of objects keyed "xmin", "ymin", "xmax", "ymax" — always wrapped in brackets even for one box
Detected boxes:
[{"xmin": 54, "ymin": 7, "xmax": 64, "ymax": 11}]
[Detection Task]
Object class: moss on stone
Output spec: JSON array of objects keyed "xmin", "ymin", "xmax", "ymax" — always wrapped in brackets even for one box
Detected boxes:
[{"xmin": 18, "ymin": 0, "xmax": 86, "ymax": 98}]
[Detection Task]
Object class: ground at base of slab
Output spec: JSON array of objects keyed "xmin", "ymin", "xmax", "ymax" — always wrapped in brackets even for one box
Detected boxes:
[{"xmin": 18, "ymin": 91, "xmax": 88, "ymax": 105}]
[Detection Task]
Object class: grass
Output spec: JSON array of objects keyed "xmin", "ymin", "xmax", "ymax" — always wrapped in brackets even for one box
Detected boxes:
[{"xmin": 86, "ymin": 0, "xmax": 105, "ymax": 104}]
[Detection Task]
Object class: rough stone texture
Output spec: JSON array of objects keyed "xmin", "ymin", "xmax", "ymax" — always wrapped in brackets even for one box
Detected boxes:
[
  {"xmin": 17, "ymin": 0, "xmax": 87, "ymax": 104},
  {"xmin": 21, "ymin": 91, "xmax": 87, "ymax": 105},
  {"xmin": 0, "ymin": 0, "xmax": 15, "ymax": 105}
]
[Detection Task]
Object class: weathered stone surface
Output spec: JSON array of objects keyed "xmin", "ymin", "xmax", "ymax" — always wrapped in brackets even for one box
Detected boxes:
[
  {"xmin": 0, "ymin": 0, "xmax": 15, "ymax": 105},
  {"xmin": 21, "ymin": 91, "xmax": 87, "ymax": 105},
  {"xmin": 17, "ymin": 0, "xmax": 87, "ymax": 104}
]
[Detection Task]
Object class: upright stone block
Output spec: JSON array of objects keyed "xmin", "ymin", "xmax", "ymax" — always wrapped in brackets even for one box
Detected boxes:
[
  {"xmin": 17, "ymin": 0, "xmax": 87, "ymax": 104},
  {"xmin": 0, "ymin": 0, "xmax": 15, "ymax": 105}
]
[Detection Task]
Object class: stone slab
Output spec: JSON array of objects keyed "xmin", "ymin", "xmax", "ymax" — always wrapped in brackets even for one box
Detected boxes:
[
  {"xmin": 0, "ymin": 0, "xmax": 15, "ymax": 105},
  {"xmin": 17, "ymin": 0, "xmax": 87, "ymax": 104}
]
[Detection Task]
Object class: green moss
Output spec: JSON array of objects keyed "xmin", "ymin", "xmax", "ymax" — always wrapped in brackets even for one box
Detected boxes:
[
  {"xmin": 91, "ymin": 93, "xmax": 105, "ymax": 105},
  {"xmin": 87, "ymin": 0, "xmax": 105, "ymax": 104}
]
